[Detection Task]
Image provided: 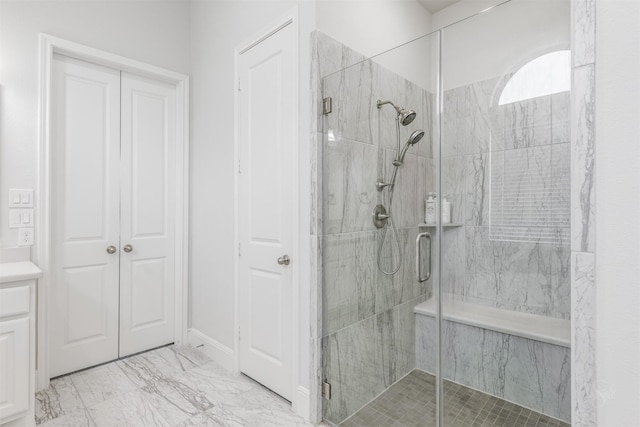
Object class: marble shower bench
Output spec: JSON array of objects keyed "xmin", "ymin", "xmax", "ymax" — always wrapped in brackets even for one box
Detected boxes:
[{"xmin": 415, "ymin": 295, "xmax": 571, "ymax": 423}]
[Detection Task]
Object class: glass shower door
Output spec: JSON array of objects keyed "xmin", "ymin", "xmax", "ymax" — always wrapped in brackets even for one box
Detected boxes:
[
  {"xmin": 438, "ymin": 1, "xmax": 572, "ymax": 425},
  {"xmin": 319, "ymin": 31, "xmax": 440, "ymax": 425}
]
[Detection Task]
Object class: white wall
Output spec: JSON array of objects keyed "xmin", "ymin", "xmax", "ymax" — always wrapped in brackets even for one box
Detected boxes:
[
  {"xmin": 435, "ymin": 0, "xmax": 570, "ymax": 89},
  {"xmin": 316, "ymin": 0, "xmax": 432, "ymax": 58},
  {"xmin": 188, "ymin": 0, "xmax": 316, "ymax": 416},
  {"xmin": 0, "ymin": 0, "xmax": 190, "ymax": 250},
  {"xmin": 595, "ymin": 0, "xmax": 640, "ymax": 425}
]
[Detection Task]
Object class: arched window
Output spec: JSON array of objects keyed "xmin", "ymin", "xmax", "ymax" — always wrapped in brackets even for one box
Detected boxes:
[{"xmin": 498, "ymin": 50, "xmax": 571, "ymax": 105}]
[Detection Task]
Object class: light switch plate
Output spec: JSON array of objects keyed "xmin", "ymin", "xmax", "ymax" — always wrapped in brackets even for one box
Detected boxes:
[
  {"xmin": 9, "ymin": 189, "xmax": 33, "ymax": 208},
  {"xmin": 18, "ymin": 228, "xmax": 34, "ymax": 246},
  {"xmin": 8, "ymin": 209, "xmax": 33, "ymax": 228}
]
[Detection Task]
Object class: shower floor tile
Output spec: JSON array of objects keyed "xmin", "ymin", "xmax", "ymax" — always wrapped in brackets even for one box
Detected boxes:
[{"xmin": 340, "ymin": 370, "xmax": 570, "ymax": 427}]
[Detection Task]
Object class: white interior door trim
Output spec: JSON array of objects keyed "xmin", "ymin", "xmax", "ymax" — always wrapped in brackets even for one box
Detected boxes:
[
  {"xmin": 37, "ymin": 34, "xmax": 190, "ymax": 390},
  {"xmin": 233, "ymin": 4, "xmax": 300, "ymax": 408}
]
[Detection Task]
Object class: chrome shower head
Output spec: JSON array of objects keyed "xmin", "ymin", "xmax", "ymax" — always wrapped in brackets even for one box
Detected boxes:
[
  {"xmin": 377, "ymin": 100, "xmax": 417, "ymax": 126},
  {"xmin": 407, "ymin": 129, "xmax": 425, "ymax": 145},
  {"xmin": 393, "ymin": 129, "xmax": 425, "ymax": 166}
]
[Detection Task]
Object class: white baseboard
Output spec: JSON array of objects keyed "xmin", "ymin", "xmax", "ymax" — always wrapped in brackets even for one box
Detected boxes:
[
  {"xmin": 293, "ymin": 385, "xmax": 311, "ymax": 421},
  {"xmin": 187, "ymin": 328, "xmax": 235, "ymax": 372}
]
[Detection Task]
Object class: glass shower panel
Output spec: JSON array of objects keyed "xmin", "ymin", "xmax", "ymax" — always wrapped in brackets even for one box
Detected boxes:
[
  {"xmin": 320, "ymin": 31, "xmax": 439, "ymax": 425},
  {"xmin": 438, "ymin": 0, "xmax": 572, "ymax": 425}
]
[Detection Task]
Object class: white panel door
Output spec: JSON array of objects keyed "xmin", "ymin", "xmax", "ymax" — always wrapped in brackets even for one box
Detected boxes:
[
  {"xmin": 238, "ymin": 23, "xmax": 295, "ymax": 400},
  {"xmin": 119, "ymin": 72, "xmax": 176, "ymax": 357},
  {"xmin": 50, "ymin": 55, "xmax": 121, "ymax": 376}
]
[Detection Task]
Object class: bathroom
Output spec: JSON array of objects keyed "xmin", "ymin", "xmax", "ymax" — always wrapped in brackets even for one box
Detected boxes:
[{"xmin": 0, "ymin": 0, "xmax": 638, "ymax": 426}]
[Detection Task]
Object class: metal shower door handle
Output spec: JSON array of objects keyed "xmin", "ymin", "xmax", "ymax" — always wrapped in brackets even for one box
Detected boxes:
[{"xmin": 416, "ymin": 232, "xmax": 432, "ymax": 283}]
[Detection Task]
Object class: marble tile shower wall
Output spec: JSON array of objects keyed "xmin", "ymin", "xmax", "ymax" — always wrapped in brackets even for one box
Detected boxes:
[
  {"xmin": 313, "ymin": 32, "xmax": 435, "ymax": 425},
  {"xmin": 441, "ymin": 76, "xmax": 571, "ymax": 320}
]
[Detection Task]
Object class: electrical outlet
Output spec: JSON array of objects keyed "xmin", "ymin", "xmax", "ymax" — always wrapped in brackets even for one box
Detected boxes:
[{"xmin": 18, "ymin": 228, "xmax": 34, "ymax": 246}]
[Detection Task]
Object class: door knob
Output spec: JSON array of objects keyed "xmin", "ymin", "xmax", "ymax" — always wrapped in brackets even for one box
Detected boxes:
[
  {"xmin": 277, "ymin": 255, "xmax": 290, "ymax": 266},
  {"xmin": 123, "ymin": 244, "xmax": 133, "ymax": 253},
  {"xmin": 106, "ymin": 245, "xmax": 117, "ymax": 254}
]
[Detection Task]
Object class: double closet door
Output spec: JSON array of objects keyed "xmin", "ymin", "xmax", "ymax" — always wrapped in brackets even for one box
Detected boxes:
[{"xmin": 50, "ymin": 54, "xmax": 177, "ymax": 377}]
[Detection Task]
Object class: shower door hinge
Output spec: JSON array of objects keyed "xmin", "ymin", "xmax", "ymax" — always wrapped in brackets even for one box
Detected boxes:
[
  {"xmin": 322, "ymin": 380, "xmax": 331, "ymax": 400},
  {"xmin": 237, "ymin": 77, "xmax": 241, "ymax": 92},
  {"xmin": 238, "ymin": 243, "xmax": 241, "ymax": 257},
  {"xmin": 323, "ymin": 97, "xmax": 332, "ymax": 115}
]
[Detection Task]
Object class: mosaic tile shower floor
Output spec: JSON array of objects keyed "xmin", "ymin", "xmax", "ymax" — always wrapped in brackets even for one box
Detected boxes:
[
  {"xmin": 35, "ymin": 345, "xmax": 313, "ymax": 427},
  {"xmin": 340, "ymin": 370, "xmax": 570, "ymax": 427}
]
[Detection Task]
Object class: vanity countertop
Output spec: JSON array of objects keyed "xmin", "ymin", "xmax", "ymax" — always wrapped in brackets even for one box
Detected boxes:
[{"xmin": 0, "ymin": 261, "xmax": 43, "ymax": 284}]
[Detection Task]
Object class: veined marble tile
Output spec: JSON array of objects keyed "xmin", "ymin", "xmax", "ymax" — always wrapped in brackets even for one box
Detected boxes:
[
  {"xmin": 322, "ymin": 231, "xmax": 377, "ymax": 336},
  {"xmin": 571, "ymin": 64, "xmax": 595, "ymax": 253},
  {"xmin": 323, "ymin": 296, "xmax": 423, "ymax": 424},
  {"xmin": 552, "ymin": 91, "xmax": 571, "ymax": 144},
  {"xmin": 87, "ymin": 391, "xmax": 173, "ymax": 427},
  {"xmin": 322, "ymin": 59, "xmax": 375, "ymax": 146},
  {"xmin": 441, "ymin": 226, "xmax": 466, "ymax": 297},
  {"xmin": 442, "ymin": 88, "xmax": 462, "ymax": 157},
  {"xmin": 311, "ymin": 235, "xmax": 323, "ymax": 340},
  {"xmin": 465, "ymin": 153, "xmax": 489, "ymax": 226},
  {"xmin": 37, "ymin": 410, "xmax": 94, "ymax": 427},
  {"xmin": 35, "ymin": 375, "xmax": 86, "ymax": 425},
  {"xmin": 71, "ymin": 361, "xmax": 137, "ymax": 408},
  {"xmin": 117, "ymin": 348, "xmax": 182, "ymax": 389},
  {"xmin": 571, "ymin": 252, "xmax": 596, "ymax": 426},
  {"xmin": 465, "ymin": 226, "xmax": 570, "ymax": 319},
  {"xmin": 493, "ymin": 95, "xmax": 552, "ymax": 151},
  {"xmin": 416, "ymin": 315, "xmax": 571, "ymax": 421},
  {"xmin": 552, "ymin": 142, "xmax": 572, "ymax": 246},
  {"xmin": 175, "ymin": 411, "xmax": 227, "ymax": 427},
  {"xmin": 310, "ymin": 132, "xmax": 322, "ymax": 236},
  {"xmin": 572, "ymin": 0, "xmax": 595, "ymax": 67},
  {"xmin": 322, "ymin": 137, "xmax": 378, "ymax": 234},
  {"xmin": 207, "ymin": 386, "xmax": 312, "ymax": 427},
  {"xmin": 380, "ymin": 149, "xmax": 421, "ymax": 228},
  {"xmin": 155, "ymin": 344, "xmax": 212, "ymax": 373},
  {"xmin": 166, "ymin": 361, "xmax": 257, "ymax": 407},
  {"xmin": 441, "ymin": 155, "xmax": 466, "ymax": 197},
  {"xmin": 376, "ymin": 227, "xmax": 428, "ymax": 315},
  {"xmin": 312, "ymin": 31, "xmax": 367, "ymax": 135}
]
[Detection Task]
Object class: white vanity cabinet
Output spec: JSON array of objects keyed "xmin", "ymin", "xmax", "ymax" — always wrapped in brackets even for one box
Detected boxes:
[{"xmin": 0, "ymin": 250, "xmax": 41, "ymax": 427}]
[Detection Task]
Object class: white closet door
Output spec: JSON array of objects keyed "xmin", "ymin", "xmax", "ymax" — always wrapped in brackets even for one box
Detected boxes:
[
  {"xmin": 119, "ymin": 72, "xmax": 176, "ymax": 357},
  {"xmin": 50, "ymin": 55, "xmax": 121, "ymax": 377},
  {"xmin": 238, "ymin": 23, "xmax": 295, "ymax": 400}
]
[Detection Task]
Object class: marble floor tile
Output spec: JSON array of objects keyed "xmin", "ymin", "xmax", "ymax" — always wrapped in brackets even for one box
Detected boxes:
[
  {"xmin": 70, "ymin": 361, "xmax": 137, "ymax": 408},
  {"xmin": 116, "ymin": 346, "xmax": 184, "ymax": 389},
  {"xmin": 35, "ymin": 345, "xmax": 314, "ymax": 427},
  {"xmin": 35, "ymin": 375, "xmax": 86, "ymax": 425},
  {"xmin": 155, "ymin": 344, "xmax": 213, "ymax": 372},
  {"xmin": 87, "ymin": 391, "xmax": 174, "ymax": 427},
  {"xmin": 38, "ymin": 410, "xmax": 95, "ymax": 427}
]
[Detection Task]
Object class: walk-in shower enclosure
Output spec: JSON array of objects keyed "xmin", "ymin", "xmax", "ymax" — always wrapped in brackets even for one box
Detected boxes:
[{"xmin": 316, "ymin": 0, "xmax": 572, "ymax": 425}]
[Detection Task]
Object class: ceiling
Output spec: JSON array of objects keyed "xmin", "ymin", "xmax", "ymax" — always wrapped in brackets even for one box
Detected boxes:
[{"xmin": 417, "ymin": 0, "xmax": 462, "ymax": 14}]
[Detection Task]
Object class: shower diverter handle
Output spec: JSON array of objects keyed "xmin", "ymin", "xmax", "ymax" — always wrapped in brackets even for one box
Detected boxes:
[{"xmin": 416, "ymin": 232, "xmax": 432, "ymax": 283}]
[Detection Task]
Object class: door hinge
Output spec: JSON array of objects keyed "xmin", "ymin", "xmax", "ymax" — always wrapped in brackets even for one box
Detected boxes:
[
  {"xmin": 322, "ymin": 380, "xmax": 331, "ymax": 400},
  {"xmin": 238, "ymin": 243, "xmax": 241, "ymax": 256},
  {"xmin": 238, "ymin": 159, "xmax": 241, "ymax": 174},
  {"xmin": 323, "ymin": 97, "xmax": 332, "ymax": 115},
  {"xmin": 238, "ymin": 77, "xmax": 241, "ymax": 92}
]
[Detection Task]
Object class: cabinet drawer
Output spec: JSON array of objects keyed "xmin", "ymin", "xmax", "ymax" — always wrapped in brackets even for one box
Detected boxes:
[{"xmin": 0, "ymin": 286, "xmax": 30, "ymax": 319}]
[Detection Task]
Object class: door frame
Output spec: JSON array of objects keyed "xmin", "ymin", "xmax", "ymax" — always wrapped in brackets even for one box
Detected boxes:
[
  {"xmin": 36, "ymin": 34, "xmax": 190, "ymax": 390},
  {"xmin": 232, "ymin": 6, "xmax": 300, "ymax": 407}
]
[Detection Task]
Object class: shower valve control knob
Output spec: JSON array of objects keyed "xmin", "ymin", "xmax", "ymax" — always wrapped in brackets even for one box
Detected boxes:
[{"xmin": 277, "ymin": 255, "xmax": 290, "ymax": 266}]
